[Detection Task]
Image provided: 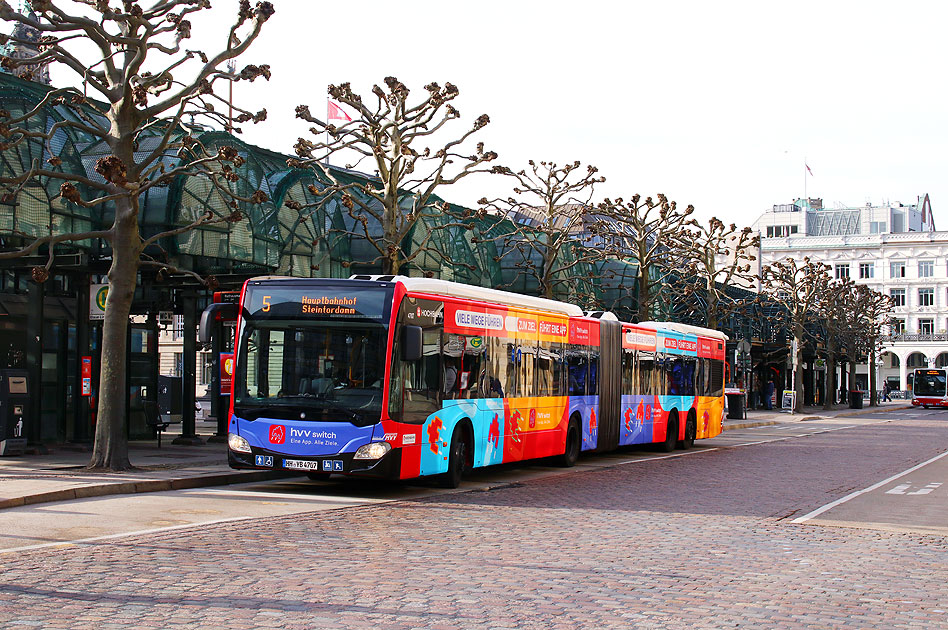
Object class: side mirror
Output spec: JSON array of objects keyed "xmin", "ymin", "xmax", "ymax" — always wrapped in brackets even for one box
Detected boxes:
[
  {"xmin": 401, "ymin": 325, "xmax": 423, "ymax": 362},
  {"xmin": 199, "ymin": 303, "xmax": 238, "ymax": 343}
]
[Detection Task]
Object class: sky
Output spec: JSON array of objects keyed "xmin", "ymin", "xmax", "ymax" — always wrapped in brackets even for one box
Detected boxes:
[{"xmin": 48, "ymin": 0, "xmax": 948, "ymax": 228}]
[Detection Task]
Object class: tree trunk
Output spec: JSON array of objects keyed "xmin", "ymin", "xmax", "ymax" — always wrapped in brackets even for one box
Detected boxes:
[
  {"xmin": 88, "ymin": 205, "xmax": 139, "ymax": 470},
  {"xmin": 823, "ymin": 353, "xmax": 836, "ymax": 411},
  {"xmin": 795, "ymin": 357, "xmax": 804, "ymax": 412},
  {"xmin": 849, "ymin": 360, "xmax": 858, "ymax": 405},
  {"xmin": 868, "ymin": 346, "xmax": 877, "ymax": 407},
  {"xmin": 636, "ymin": 272, "xmax": 650, "ymax": 323}
]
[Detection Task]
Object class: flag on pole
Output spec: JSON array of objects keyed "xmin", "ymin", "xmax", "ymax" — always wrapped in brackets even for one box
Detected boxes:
[
  {"xmin": 805, "ymin": 163, "xmax": 814, "ymax": 176},
  {"xmin": 328, "ymin": 100, "xmax": 352, "ymax": 122}
]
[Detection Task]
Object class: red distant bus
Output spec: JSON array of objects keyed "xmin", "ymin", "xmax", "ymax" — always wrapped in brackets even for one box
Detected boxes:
[
  {"xmin": 912, "ymin": 368, "xmax": 948, "ymax": 408},
  {"xmin": 203, "ymin": 275, "xmax": 727, "ymax": 487}
]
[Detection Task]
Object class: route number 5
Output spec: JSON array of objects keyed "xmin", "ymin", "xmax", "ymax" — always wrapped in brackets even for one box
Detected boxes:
[{"xmin": 262, "ymin": 295, "xmax": 271, "ymax": 312}]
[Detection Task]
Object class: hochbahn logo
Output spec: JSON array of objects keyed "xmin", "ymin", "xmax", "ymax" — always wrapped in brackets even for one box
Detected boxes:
[{"xmin": 269, "ymin": 424, "xmax": 286, "ymax": 444}]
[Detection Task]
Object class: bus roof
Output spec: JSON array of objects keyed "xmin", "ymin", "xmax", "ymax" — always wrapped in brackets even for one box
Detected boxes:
[
  {"xmin": 352, "ymin": 275, "xmax": 585, "ymax": 317},
  {"xmin": 638, "ymin": 320, "xmax": 729, "ymax": 341}
]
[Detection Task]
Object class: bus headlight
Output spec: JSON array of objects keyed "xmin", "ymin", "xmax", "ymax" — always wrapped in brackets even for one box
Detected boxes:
[
  {"xmin": 353, "ymin": 442, "xmax": 391, "ymax": 460},
  {"xmin": 228, "ymin": 433, "xmax": 252, "ymax": 453}
]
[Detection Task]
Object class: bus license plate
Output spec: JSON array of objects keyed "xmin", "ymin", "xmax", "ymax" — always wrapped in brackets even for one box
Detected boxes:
[{"xmin": 283, "ymin": 459, "xmax": 320, "ymax": 470}]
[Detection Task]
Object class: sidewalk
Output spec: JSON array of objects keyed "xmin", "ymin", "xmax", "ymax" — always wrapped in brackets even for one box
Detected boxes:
[
  {"xmin": 0, "ymin": 421, "xmax": 294, "ymax": 510},
  {"xmin": 0, "ymin": 403, "xmax": 912, "ymax": 511}
]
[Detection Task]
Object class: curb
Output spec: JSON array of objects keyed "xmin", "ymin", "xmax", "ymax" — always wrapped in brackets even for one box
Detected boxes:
[
  {"xmin": 723, "ymin": 403, "xmax": 913, "ymax": 431},
  {"xmin": 723, "ymin": 420, "xmax": 780, "ymax": 430},
  {"xmin": 0, "ymin": 470, "xmax": 299, "ymax": 511}
]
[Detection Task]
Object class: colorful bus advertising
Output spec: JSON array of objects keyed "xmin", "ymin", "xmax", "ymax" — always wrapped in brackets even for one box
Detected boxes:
[{"xmin": 214, "ymin": 276, "xmax": 728, "ymax": 487}]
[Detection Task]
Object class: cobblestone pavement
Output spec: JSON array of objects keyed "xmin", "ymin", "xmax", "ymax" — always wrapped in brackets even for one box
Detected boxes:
[{"xmin": 1, "ymin": 415, "xmax": 947, "ymax": 629}]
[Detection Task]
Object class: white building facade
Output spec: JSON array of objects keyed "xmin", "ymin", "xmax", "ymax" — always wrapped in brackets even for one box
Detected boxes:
[{"xmin": 753, "ymin": 194, "xmax": 944, "ymax": 393}]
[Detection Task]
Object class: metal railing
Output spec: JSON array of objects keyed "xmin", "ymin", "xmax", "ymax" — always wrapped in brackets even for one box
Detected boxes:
[{"xmin": 882, "ymin": 333, "xmax": 948, "ymax": 342}]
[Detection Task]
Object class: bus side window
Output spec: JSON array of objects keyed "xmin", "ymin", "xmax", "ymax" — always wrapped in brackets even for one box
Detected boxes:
[
  {"xmin": 537, "ymin": 340, "xmax": 563, "ymax": 397},
  {"xmin": 588, "ymin": 346, "xmax": 599, "ymax": 395},
  {"xmin": 639, "ymin": 351, "xmax": 653, "ymax": 396},
  {"xmin": 567, "ymin": 344, "xmax": 588, "ymax": 396}
]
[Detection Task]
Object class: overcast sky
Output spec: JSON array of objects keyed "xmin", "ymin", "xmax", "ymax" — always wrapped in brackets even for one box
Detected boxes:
[{"xmin": 49, "ymin": 1, "xmax": 948, "ymax": 228}]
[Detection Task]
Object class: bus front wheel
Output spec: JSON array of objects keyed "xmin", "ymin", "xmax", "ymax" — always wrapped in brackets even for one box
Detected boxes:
[{"xmin": 439, "ymin": 424, "xmax": 470, "ymax": 488}]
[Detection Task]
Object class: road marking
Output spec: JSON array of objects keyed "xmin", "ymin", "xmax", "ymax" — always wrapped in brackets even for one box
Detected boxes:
[
  {"xmin": 612, "ymin": 448, "xmax": 720, "ymax": 465},
  {"xmin": 886, "ymin": 481, "xmax": 943, "ymax": 496},
  {"xmin": 886, "ymin": 483, "xmax": 912, "ymax": 495},
  {"xmin": 187, "ymin": 488, "xmax": 394, "ymax": 503},
  {"xmin": 0, "ymin": 516, "xmax": 257, "ymax": 554},
  {"xmin": 792, "ymin": 450, "xmax": 948, "ymax": 524}
]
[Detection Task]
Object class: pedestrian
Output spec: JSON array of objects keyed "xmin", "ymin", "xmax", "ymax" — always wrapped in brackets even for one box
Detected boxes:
[
  {"xmin": 882, "ymin": 381, "xmax": 892, "ymax": 402},
  {"xmin": 765, "ymin": 377, "xmax": 775, "ymax": 410},
  {"xmin": 443, "ymin": 356, "xmax": 458, "ymax": 398}
]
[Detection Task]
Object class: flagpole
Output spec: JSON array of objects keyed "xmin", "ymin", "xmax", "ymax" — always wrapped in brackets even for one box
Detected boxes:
[{"xmin": 804, "ymin": 156, "xmax": 807, "ymax": 205}]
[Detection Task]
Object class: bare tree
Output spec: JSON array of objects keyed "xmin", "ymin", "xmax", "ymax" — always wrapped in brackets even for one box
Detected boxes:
[
  {"xmin": 292, "ymin": 78, "xmax": 498, "ymax": 275},
  {"xmin": 598, "ymin": 193, "xmax": 695, "ymax": 322},
  {"xmin": 0, "ymin": 1, "xmax": 274, "ymax": 470},
  {"xmin": 761, "ymin": 257, "xmax": 830, "ymax": 412},
  {"xmin": 474, "ymin": 159, "xmax": 606, "ymax": 302},
  {"xmin": 815, "ymin": 278, "xmax": 856, "ymax": 410},
  {"xmin": 843, "ymin": 285, "xmax": 893, "ymax": 408},
  {"xmin": 670, "ymin": 217, "xmax": 759, "ymax": 330}
]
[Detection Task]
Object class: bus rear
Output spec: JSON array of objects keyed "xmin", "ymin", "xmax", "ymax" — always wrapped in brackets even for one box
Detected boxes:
[
  {"xmin": 912, "ymin": 368, "xmax": 948, "ymax": 408},
  {"xmin": 226, "ymin": 278, "xmax": 401, "ymax": 478}
]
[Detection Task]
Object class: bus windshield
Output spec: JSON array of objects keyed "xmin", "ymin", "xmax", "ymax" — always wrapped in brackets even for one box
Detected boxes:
[
  {"xmin": 914, "ymin": 370, "xmax": 947, "ymax": 397},
  {"xmin": 235, "ymin": 320, "xmax": 387, "ymax": 425}
]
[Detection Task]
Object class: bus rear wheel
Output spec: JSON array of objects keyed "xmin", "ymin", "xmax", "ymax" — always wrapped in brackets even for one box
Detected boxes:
[
  {"xmin": 439, "ymin": 424, "xmax": 470, "ymax": 488},
  {"xmin": 679, "ymin": 415, "xmax": 696, "ymax": 450},
  {"xmin": 660, "ymin": 414, "xmax": 678, "ymax": 453},
  {"xmin": 558, "ymin": 418, "xmax": 581, "ymax": 467}
]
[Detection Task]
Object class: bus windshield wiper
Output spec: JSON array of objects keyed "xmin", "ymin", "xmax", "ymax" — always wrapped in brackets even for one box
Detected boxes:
[{"xmin": 310, "ymin": 397, "xmax": 363, "ymax": 422}]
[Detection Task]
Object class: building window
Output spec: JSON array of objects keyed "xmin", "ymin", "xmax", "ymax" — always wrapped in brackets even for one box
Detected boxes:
[
  {"xmin": 890, "ymin": 261, "xmax": 905, "ymax": 278},
  {"xmin": 919, "ymin": 288, "xmax": 934, "ymax": 307},
  {"xmin": 919, "ymin": 260, "xmax": 934, "ymax": 278},
  {"xmin": 908, "ymin": 353, "xmax": 928, "ymax": 367},
  {"xmin": 859, "ymin": 262, "xmax": 874, "ymax": 279},
  {"xmin": 172, "ymin": 315, "xmax": 184, "ymax": 340},
  {"xmin": 919, "ymin": 319, "xmax": 934, "ymax": 334},
  {"xmin": 892, "ymin": 319, "xmax": 905, "ymax": 335},
  {"xmin": 766, "ymin": 225, "xmax": 793, "ymax": 238},
  {"xmin": 173, "ymin": 352, "xmax": 183, "ymax": 377},
  {"xmin": 835, "ymin": 264, "xmax": 850, "ymax": 280},
  {"xmin": 870, "ymin": 221, "xmax": 887, "ymax": 234},
  {"xmin": 890, "ymin": 288, "xmax": 905, "ymax": 307}
]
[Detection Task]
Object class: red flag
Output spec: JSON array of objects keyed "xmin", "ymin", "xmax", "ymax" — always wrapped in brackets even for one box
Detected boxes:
[
  {"xmin": 805, "ymin": 164, "xmax": 814, "ymax": 176},
  {"xmin": 328, "ymin": 100, "xmax": 352, "ymax": 122}
]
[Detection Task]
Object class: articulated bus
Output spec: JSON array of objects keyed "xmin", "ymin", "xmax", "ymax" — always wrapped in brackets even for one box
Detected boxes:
[
  {"xmin": 202, "ymin": 275, "xmax": 727, "ymax": 487},
  {"xmin": 912, "ymin": 368, "xmax": 948, "ymax": 408}
]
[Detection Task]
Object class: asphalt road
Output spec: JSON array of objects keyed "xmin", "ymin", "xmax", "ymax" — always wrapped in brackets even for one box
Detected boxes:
[{"xmin": 0, "ymin": 407, "xmax": 945, "ymax": 629}]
